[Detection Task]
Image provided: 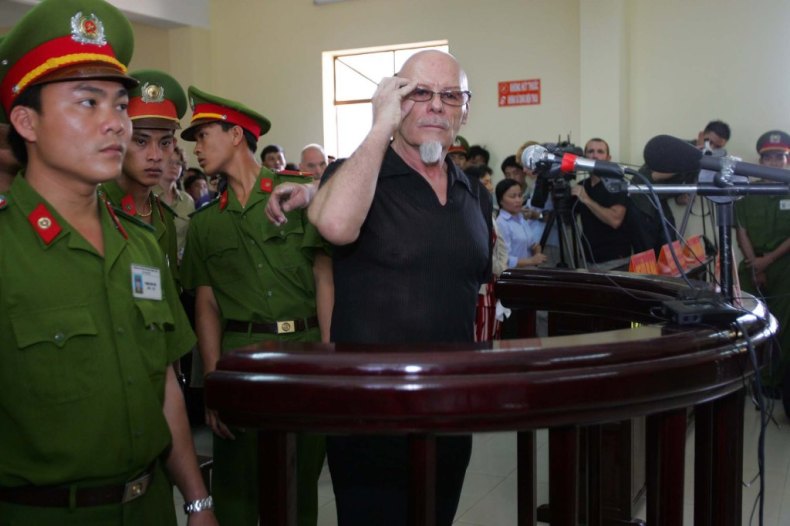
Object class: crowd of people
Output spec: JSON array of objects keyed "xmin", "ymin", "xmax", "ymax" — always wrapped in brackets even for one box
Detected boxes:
[{"xmin": 1, "ymin": 1, "xmax": 788, "ymax": 525}]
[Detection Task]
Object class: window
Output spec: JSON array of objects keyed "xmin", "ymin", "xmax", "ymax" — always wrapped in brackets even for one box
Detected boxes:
[{"xmin": 322, "ymin": 41, "xmax": 449, "ymax": 158}]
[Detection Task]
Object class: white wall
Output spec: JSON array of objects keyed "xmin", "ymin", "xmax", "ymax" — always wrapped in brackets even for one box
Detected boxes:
[
  {"xmin": 8, "ymin": 0, "xmax": 790, "ymax": 173},
  {"xmin": 627, "ymin": 0, "xmax": 790, "ymax": 164},
  {"xmin": 205, "ymin": 0, "xmax": 581, "ymax": 173}
]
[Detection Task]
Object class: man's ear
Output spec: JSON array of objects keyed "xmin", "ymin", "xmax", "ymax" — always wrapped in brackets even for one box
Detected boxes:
[
  {"xmin": 9, "ymin": 105, "xmax": 38, "ymax": 143},
  {"xmin": 230, "ymin": 125, "xmax": 245, "ymax": 147},
  {"xmin": 461, "ymin": 104, "xmax": 469, "ymax": 125}
]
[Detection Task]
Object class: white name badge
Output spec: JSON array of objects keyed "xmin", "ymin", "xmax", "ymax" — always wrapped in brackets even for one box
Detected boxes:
[
  {"xmin": 131, "ymin": 264, "xmax": 163, "ymax": 300},
  {"xmin": 780, "ymin": 199, "xmax": 790, "ymax": 211}
]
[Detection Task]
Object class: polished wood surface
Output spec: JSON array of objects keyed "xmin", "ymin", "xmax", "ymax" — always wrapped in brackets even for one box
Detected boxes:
[{"xmin": 206, "ymin": 268, "xmax": 775, "ymax": 526}]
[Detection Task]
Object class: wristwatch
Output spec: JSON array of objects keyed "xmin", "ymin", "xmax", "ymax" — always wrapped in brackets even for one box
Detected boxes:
[{"xmin": 183, "ymin": 496, "xmax": 214, "ymax": 514}]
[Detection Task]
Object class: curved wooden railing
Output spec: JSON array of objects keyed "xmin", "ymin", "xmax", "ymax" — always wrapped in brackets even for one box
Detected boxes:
[{"xmin": 206, "ymin": 268, "xmax": 775, "ymax": 526}]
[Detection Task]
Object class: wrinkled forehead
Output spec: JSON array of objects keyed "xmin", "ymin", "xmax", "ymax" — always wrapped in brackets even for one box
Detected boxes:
[
  {"xmin": 399, "ymin": 52, "xmax": 468, "ymax": 90},
  {"xmin": 585, "ymin": 140, "xmax": 609, "ymax": 153},
  {"xmin": 302, "ymin": 147, "xmax": 326, "ymax": 162}
]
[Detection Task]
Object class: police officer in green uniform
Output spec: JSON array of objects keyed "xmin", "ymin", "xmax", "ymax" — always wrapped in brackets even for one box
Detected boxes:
[
  {"xmin": 735, "ymin": 130, "xmax": 790, "ymax": 392},
  {"xmin": 0, "ymin": 1, "xmax": 217, "ymax": 525},
  {"xmin": 100, "ymin": 70, "xmax": 186, "ymax": 288},
  {"xmin": 180, "ymin": 86, "xmax": 333, "ymax": 526}
]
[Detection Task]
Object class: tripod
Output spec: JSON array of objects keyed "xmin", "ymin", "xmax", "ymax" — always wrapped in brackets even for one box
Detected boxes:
[{"xmin": 536, "ymin": 171, "xmax": 585, "ymax": 270}]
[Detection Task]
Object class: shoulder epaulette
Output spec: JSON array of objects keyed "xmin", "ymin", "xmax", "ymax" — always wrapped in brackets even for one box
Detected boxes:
[
  {"xmin": 111, "ymin": 204, "xmax": 156, "ymax": 232},
  {"xmin": 277, "ymin": 169, "xmax": 313, "ymax": 178},
  {"xmin": 156, "ymin": 196, "xmax": 177, "ymax": 217},
  {"xmin": 188, "ymin": 197, "xmax": 220, "ymax": 218}
]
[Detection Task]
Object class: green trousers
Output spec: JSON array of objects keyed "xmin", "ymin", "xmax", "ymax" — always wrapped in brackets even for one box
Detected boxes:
[
  {"xmin": 213, "ymin": 429, "xmax": 326, "ymax": 526},
  {"xmin": 739, "ymin": 257, "xmax": 790, "ymax": 387}
]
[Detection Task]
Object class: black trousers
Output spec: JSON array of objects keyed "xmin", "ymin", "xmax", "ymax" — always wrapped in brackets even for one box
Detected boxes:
[{"xmin": 326, "ymin": 435, "xmax": 472, "ymax": 526}]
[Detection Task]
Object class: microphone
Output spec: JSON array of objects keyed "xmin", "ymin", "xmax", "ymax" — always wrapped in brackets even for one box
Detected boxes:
[
  {"xmin": 643, "ymin": 135, "xmax": 790, "ymax": 185},
  {"xmin": 521, "ymin": 144, "xmax": 625, "ymax": 178}
]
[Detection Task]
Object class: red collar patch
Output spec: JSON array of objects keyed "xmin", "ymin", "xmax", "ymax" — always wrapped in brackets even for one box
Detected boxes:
[
  {"xmin": 0, "ymin": 195, "xmax": 7, "ymax": 210},
  {"xmin": 260, "ymin": 177, "xmax": 273, "ymax": 193},
  {"xmin": 120, "ymin": 194, "xmax": 136, "ymax": 215},
  {"xmin": 219, "ymin": 190, "xmax": 228, "ymax": 210},
  {"xmin": 28, "ymin": 203, "xmax": 62, "ymax": 245}
]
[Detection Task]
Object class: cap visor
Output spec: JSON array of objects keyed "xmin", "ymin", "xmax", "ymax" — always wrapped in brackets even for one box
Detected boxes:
[
  {"xmin": 33, "ymin": 64, "xmax": 139, "ymax": 90},
  {"xmin": 180, "ymin": 118, "xmax": 219, "ymax": 142},
  {"xmin": 132, "ymin": 117, "xmax": 180, "ymax": 131}
]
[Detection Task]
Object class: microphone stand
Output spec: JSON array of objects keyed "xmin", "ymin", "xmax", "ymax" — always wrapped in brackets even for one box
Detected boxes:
[{"xmin": 607, "ymin": 163, "xmax": 790, "ymax": 304}]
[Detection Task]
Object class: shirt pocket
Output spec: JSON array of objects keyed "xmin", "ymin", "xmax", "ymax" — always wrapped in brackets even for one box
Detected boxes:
[
  {"xmin": 133, "ymin": 299, "xmax": 176, "ymax": 377},
  {"xmin": 11, "ymin": 305, "xmax": 99, "ymax": 403},
  {"xmin": 205, "ymin": 235, "xmax": 246, "ymax": 285},
  {"xmin": 261, "ymin": 216, "xmax": 308, "ymax": 266}
]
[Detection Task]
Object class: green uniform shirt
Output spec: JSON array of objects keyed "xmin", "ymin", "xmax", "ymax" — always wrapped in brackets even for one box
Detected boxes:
[
  {"xmin": 0, "ymin": 175, "xmax": 195, "ymax": 488},
  {"xmin": 735, "ymin": 194, "xmax": 790, "ymax": 254},
  {"xmin": 734, "ymin": 191, "xmax": 790, "ymax": 385},
  {"xmin": 181, "ymin": 168, "xmax": 323, "ymax": 337},
  {"xmin": 154, "ymin": 185, "xmax": 195, "ymax": 262},
  {"xmin": 100, "ymin": 180, "xmax": 181, "ymax": 288}
]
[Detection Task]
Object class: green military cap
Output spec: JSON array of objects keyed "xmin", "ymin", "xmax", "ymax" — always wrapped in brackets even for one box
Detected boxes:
[
  {"xmin": 0, "ymin": 0, "xmax": 136, "ymax": 123},
  {"xmin": 449, "ymin": 135, "xmax": 470, "ymax": 156},
  {"xmin": 756, "ymin": 130, "xmax": 790, "ymax": 155},
  {"xmin": 127, "ymin": 70, "xmax": 187, "ymax": 130},
  {"xmin": 181, "ymin": 85, "xmax": 271, "ymax": 141}
]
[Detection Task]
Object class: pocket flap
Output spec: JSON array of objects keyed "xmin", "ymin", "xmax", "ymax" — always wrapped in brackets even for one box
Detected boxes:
[
  {"xmin": 135, "ymin": 299, "xmax": 176, "ymax": 331},
  {"xmin": 12, "ymin": 306, "xmax": 98, "ymax": 349}
]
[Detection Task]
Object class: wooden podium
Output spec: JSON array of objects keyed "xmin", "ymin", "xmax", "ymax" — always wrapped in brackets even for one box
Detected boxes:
[{"xmin": 206, "ymin": 268, "xmax": 774, "ymax": 526}]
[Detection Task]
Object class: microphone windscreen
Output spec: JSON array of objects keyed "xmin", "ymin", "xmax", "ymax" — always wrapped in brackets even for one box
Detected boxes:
[
  {"xmin": 643, "ymin": 135, "xmax": 702, "ymax": 173},
  {"xmin": 522, "ymin": 144, "xmax": 547, "ymax": 171}
]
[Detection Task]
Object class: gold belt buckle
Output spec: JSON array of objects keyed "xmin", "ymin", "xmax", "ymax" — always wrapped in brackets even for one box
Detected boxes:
[
  {"xmin": 276, "ymin": 320, "xmax": 296, "ymax": 334},
  {"xmin": 121, "ymin": 472, "xmax": 152, "ymax": 503}
]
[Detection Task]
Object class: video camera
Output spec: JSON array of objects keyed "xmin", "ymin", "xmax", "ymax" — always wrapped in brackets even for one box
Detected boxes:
[{"xmin": 529, "ymin": 140, "xmax": 583, "ymax": 209}]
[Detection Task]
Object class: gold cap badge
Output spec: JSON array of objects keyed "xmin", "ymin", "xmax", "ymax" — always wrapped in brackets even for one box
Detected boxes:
[
  {"xmin": 71, "ymin": 12, "xmax": 106, "ymax": 46},
  {"xmin": 141, "ymin": 82, "xmax": 165, "ymax": 103}
]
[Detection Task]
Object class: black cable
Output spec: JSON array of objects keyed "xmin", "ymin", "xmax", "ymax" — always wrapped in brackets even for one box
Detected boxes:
[
  {"xmin": 736, "ymin": 318, "xmax": 766, "ymax": 526},
  {"xmin": 626, "ymin": 168, "xmax": 698, "ymax": 290}
]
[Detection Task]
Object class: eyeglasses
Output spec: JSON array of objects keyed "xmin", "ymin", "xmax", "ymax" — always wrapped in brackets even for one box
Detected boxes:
[{"xmin": 407, "ymin": 87, "xmax": 471, "ymax": 107}]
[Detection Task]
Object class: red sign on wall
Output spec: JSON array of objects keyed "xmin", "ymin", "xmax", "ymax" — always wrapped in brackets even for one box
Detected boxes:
[{"xmin": 498, "ymin": 78, "xmax": 541, "ymax": 107}]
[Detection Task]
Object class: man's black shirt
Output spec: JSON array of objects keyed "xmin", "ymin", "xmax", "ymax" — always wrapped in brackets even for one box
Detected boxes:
[
  {"xmin": 577, "ymin": 177, "xmax": 631, "ymax": 264},
  {"xmin": 324, "ymin": 146, "xmax": 491, "ymax": 344}
]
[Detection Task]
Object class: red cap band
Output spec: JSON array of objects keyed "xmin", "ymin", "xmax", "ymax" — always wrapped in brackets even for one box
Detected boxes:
[
  {"xmin": 191, "ymin": 102, "xmax": 261, "ymax": 137},
  {"xmin": 128, "ymin": 97, "xmax": 178, "ymax": 121},
  {"xmin": 1, "ymin": 35, "xmax": 124, "ymax": 113}
]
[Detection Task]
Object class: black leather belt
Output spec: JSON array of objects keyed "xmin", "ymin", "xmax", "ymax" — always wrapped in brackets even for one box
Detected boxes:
[
  {"xmin": 0, "ymin": 466, "xmax": 154, "ymax": 508},
  {"xmin": 225, "ymin": 316, "xmax": 319, "ymax": 335}
]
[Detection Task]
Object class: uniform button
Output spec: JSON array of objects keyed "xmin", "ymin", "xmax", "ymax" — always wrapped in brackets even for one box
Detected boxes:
[
  {"xmin": 133, "ymin": 430, "xmax": 143, "ymax": 438},
  {"xmin": 267, "ymin": 290, "xmax": 273, "ymax": 297},
  {"xmin": 280, "ymin": 230, "xmax": 286, "ymax": 236},
  {"xmin": 127, "ymin": 377, "xmax": 134, "ymax": 385},
  {"xmin": 53, "ymin": 332, "xmax": 65, "ymax": 344},
  {"xmin": 117, "ymin": 327, "xmax": 125, "ymax": 335},
  {"xmin": 257, "ymin": 263, "xmax": 263, "ymax": 269}
]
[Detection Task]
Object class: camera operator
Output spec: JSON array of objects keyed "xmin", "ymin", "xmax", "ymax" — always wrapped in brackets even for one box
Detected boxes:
[{"xmin": 571, "ymin": 138, "xmax": 631, "ymax": 270}]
